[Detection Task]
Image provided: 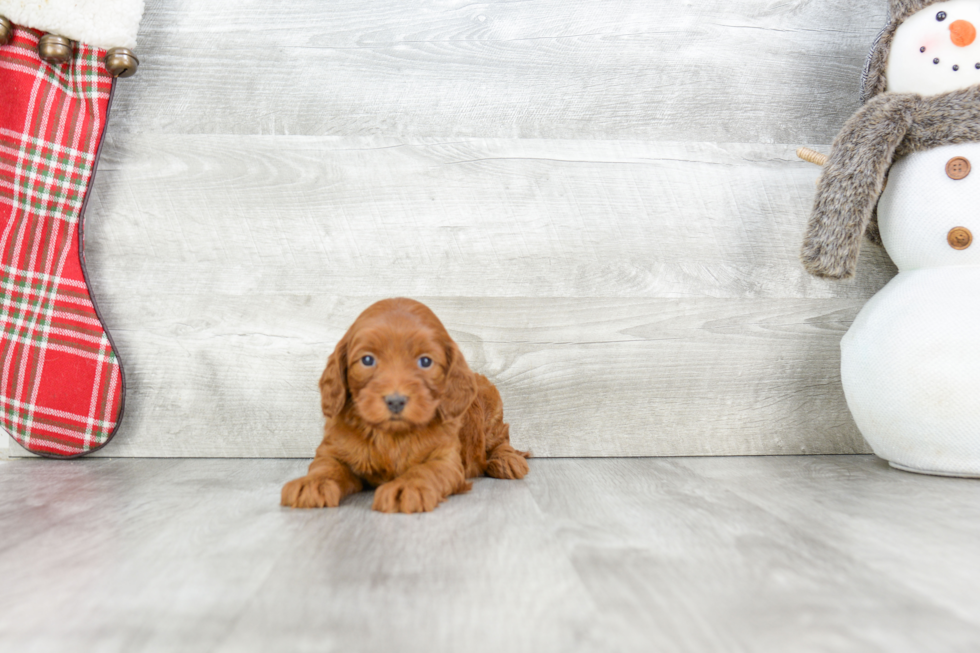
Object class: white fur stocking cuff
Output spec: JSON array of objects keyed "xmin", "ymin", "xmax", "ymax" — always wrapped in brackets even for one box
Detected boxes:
[{"xmin": 0, "ymin": 0, "xmax": 144, "ymax": 50}]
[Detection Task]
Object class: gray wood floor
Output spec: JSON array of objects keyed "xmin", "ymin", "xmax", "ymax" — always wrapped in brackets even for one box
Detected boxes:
[
  {"xmin": 2, "ymin": 456, "xmax": 980, "ymax": 653},
  {"xmin": 2, "ymin": 0, "xmax": 899, "ymax": 457}
]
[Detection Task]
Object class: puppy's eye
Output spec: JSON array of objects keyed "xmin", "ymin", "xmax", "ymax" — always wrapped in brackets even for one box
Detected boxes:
[
  {"xmin": 361, "ymin": 355, "xmax": 376, "ymax": 367},
  {"xmin": 937, "ymin": 11, "xmax": 947, "ymax": 20},
  {"xmin": 418, "ymin": 356, "xmax": 433, "ymax": 369}
]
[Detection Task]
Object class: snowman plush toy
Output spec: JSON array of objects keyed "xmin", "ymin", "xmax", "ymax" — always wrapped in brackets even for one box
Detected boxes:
[{"xmin": 803, "ymin": 0, "xmax": 980, "ymax": 476}]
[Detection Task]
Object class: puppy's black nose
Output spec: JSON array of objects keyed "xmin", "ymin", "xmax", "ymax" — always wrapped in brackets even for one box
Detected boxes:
[{"xmin": 385, "ymin": 394, "xmax": 408, "ymax": 415}]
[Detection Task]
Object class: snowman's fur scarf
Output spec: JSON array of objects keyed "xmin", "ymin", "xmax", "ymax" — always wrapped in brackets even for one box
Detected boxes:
[
  {"xmin": 804, "ymin": 0, "xmax": 954, "ymax": 279},
  {"xmin": 802, "ymin": 85, "xmax": 980, "ymax": 279},
  {"xmin": 890, "ymin": 0, "xmax": 944, "ymax": 23},
  {"xmin": 861, "ymin": 22, "xmax": 898, "ymax": 102}
]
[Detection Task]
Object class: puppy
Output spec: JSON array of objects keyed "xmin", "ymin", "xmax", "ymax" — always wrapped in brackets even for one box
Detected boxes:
[{"xmin": 281, "ymin": 298, "xmax": 529, "ymax": 513}]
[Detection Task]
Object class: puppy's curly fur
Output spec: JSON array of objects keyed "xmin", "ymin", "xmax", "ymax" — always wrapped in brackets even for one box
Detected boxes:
[{"xmin": 281, "ymin": 298, "xmax": 529, "ymax": 514}]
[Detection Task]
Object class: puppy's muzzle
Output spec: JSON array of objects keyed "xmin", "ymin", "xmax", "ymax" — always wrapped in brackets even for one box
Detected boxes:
[{"xmin": 384, "ymin": 393, "xmax": 408, "ymax": 415}]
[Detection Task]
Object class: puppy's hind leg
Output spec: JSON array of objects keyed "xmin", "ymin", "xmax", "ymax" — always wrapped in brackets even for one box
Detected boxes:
[
  {"xmin": 485, "ymin": 441, "xmax": 530, "ymax": 480},
  {"xmin": 476, "ymin": 383, "xmax": 529, "ymax": 479}
]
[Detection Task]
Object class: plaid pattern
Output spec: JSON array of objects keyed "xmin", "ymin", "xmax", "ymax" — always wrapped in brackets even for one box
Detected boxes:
[{"xmin": 0, "ymin": 26, "xmax": 122, "ymax": 458}]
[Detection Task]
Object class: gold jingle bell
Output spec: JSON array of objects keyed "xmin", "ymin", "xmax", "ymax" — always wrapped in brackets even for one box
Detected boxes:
[
  {"xmin": 104, "ymin": 47, "xmax": 138, "ymax": 78},
  {"xmin": 0, "ymin": 16, "xmax": 13, "ymax": 46},
  {"xmin": 38, "ymin": 33, "xmax": 73, "ymax": 64}
]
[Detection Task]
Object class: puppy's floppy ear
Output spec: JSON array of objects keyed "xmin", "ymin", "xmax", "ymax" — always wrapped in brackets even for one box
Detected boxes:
[
  {"xmin": 319, "ymin": 336, "xmax": 349, "ymax": 419},
  {"xmin": 438, "ymin": 340, "xmax": 478, "ymax": 420}
]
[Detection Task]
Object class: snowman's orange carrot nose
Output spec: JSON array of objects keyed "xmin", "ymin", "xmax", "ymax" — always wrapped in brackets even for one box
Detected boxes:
[{"xmin": 950, "ymin": 20, "xmax": 976, "ymax": 47}]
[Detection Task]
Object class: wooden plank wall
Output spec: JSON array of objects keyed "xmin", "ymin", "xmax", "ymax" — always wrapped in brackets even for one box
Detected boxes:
[{"xmin": 8, "ymin": 0, "xmax": 894, "ymax": 457}]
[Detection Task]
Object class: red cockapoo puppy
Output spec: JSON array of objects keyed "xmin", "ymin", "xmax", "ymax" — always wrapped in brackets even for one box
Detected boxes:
[{"xmin": 281, "ymin": 298, "xmax": 529, "ymax": 513}]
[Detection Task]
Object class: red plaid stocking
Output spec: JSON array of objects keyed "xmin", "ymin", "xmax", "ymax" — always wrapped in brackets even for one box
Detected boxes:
[{"xmin": 0, "ymin": 26, "xmax": 124, "ymax": 458}]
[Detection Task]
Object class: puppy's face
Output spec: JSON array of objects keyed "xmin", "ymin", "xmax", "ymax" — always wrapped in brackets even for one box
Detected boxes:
[
  {"xmin": 319, "ymin": 299, "xmax": 477, "ymax": 432},
  {"xmin": 346, "ymin": 320, "xmax": 447, "ymax": 431}
]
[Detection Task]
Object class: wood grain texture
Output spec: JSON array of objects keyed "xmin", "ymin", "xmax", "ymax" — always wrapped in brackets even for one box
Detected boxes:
[
  {"xmin": 111, "ymin": 0, "xmax": 887, "ymax": 143},
  {"xmin": 83, "ymin": 136, "xmax": 895, "ymax": 299},
  {"xmin": 61, "ymin": 295, "xmax": 873, "ymax": 458},
  {"xmin": 3, "ymin": 456, "xmax": 980, "ymax": 652},
  {"xmin": 678, "ymin": 455, "xmax": 980, "ymax": 633},
  {"xmin": 524, "ymin": 457, "xmax": 980, "ymax": 652},
  {"xmin": 1, "ymin": 1, "xmax": 899, "ymax": 457},
  {"xmin": 10, "ymin": 137, "xmax": 890, "ymax": 457},
  {"xmin": 0, "ymin": 458, "xmax": 620, "ymax": 653}
]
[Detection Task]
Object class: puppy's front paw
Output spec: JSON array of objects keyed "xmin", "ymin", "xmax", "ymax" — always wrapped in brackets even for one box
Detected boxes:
[
  {"xmin": 281, "ymin": 475, "xmax": 343, "ymax": 508},
  {"xmin": 486, "ymin": 450, "xmax": 529, "ymax": 480},
  {"xmin": 373, "ymin": 477, "xmax": 444, "ymax": 514}
]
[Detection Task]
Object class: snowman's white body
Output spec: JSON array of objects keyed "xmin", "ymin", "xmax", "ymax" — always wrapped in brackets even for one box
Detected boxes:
[
  {"xmin": 833, "ymin": 0, "xmax": 980, "ymax": 476},
  {"xmin": 842, "ymin": 143, "xmax": 980, "ymax": 476}
]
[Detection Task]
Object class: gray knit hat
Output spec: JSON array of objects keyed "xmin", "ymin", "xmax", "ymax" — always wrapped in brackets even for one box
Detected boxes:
[{"xmin": 861, "ymin": 0, "xmax": 947, "ymax": 101}]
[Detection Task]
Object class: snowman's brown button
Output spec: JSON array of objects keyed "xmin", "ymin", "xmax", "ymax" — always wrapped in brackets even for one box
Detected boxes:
[
  {"xmin": 946, "ymin": 156, "xmax": 971, "ymax": 180},
  {"xmin": 948, "ymin": 226, "xmax": 973, "ymax": 249}
]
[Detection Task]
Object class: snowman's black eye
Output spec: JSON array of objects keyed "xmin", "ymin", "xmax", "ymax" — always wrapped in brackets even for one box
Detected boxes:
[
  {"xmin": 954, "ymin": 64, "xmax": 961, "ymax": 71},
  {"xmin": 976, "ymin": 63, "xmax": 980, "ymax": 68},
  {"xmin": 921, "ymin": 46, "xmax": 927, "ymax": 52},
  {"xmin": 935, "ymin": 58, "xmax": 941, "ymax": 64},
  {"xmin": 937, "ymin": 11, "xmax": 947, "ymax": 21}
]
